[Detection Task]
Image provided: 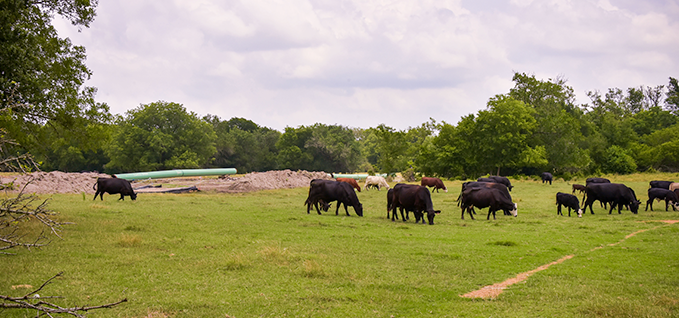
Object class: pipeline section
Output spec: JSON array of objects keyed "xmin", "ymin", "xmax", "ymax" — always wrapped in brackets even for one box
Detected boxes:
[{"xmin": 114, "ymin": 168, "xmax": 237, "ymax": 180}]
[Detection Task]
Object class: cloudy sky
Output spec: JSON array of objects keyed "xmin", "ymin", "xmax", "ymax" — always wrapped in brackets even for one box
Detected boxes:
[{"xmin": 53, "ymin": 0, "xmax": 679, "ymax": 131}]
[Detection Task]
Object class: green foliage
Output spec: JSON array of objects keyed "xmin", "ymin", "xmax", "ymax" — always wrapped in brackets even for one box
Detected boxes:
[
  {"xmin": 0, "ymin": 0, "xmax": 105, "ymax": 148},
  {"xmin": 208, "ymin": 116, "xmax": 280, "ymax": 173},
  {"xmin": 602, "ymin": 145, "xmax": 637, "ymax": 174},
  {"xmin": 666, "ymin": 77, "xmax": 679, "ymax": 114},
  {"xmin": 105, "ymin": 101, "xmax": 216, "ymax": 172},
  {"xmin": 276, "ymin": 124, "xmax": 363, "ymax": 172}
]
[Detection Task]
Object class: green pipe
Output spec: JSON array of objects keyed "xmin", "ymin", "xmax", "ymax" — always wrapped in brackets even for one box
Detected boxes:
[
  {"xmin": 331, "ymin": 173, "xmax": 387, "ymax": 180},
  {"xmin": 114, "ymin": 168, "xmax": 237, "ymax": 180}
]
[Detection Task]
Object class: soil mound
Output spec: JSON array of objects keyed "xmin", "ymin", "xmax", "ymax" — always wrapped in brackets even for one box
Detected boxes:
[
  {"xmin": 1, "ymin": 170, "xmax": 331, "ymax": 194},
  {"xmin": 1, "ymin": 171, "xmax": 111, "ymax": 194}
]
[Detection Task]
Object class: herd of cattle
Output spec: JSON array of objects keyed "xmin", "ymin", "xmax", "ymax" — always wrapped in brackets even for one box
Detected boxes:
[{"xmin": 90, "ymin": 173, "xmax": 679, "ymax": 225}]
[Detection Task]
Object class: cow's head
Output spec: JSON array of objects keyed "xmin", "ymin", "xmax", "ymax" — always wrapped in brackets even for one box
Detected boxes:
[
  {"xmin": 577, "ymin": 208, "xmax": 583, "ymax": 218},
  {"xmin": 355, "ymin": 203, "xmax": 363, "ymax": 217},
  {"xmin": 630, "ymin": 200, "xmax": 641, "ymax": 214},
  {"xmin": 510, "ymin": 203, "xmax": 518, "ymax": 217},
  {"xmin": 426, "ymin": 210, "xmax": 441, "ymax": 225},
  {"xmin": 131, "ymin": 192, "xmax": 137, "ymax": 200}
]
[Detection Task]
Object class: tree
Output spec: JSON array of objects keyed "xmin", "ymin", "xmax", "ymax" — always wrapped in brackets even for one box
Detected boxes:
[
  {"xmin": 370, "ymin": 124, "xmax": 408, "ymax": 174},
  {"xmin": 106, "ymin": 101, "xmax": 216, "ymax": 172},
  {"xmin": 0, "ymin": 0, "xmax": 110, "ymax": 155},
  {"xmin": 667, "ymin": 77, "xmax": 679, "ymax": 115},
  {"xmin": 276, "ymin": 124, "xmax": 363, "ymax": 172},
  {"xmin": 207, "ymin": 116, "xmax": 280, "ymax": 173},
  {"xmin": 508, "ymin": 72, "xmax": 588, "ymax": 173},
  {"xmin": 474, "ymin": 95, "xmax": 540, "ymax": 175}
]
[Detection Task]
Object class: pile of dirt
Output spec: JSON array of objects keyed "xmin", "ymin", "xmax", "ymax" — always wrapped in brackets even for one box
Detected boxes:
[
  {"xmin": 1, "ymin": 171, "xmax": 111, "ymax": 194},
  {"xmin": 199, "ymin": 170, "xmax": 331, "ymax": 192},
  {"xmin": 1, "ymin": 170, "xmax": 331, "ymax": 194}
]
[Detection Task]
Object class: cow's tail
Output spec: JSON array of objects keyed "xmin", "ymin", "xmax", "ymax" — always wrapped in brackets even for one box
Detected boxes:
[{"xmin": 92, "ymin": 181, "xmax": 97, "ymax": 191}]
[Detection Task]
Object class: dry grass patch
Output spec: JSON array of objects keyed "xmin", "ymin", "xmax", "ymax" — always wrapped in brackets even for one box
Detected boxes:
[
  {"xmin": 118, "ymin": 234, "xmax": 142, "ymax": 247},
  {"xmin": 257, "ymin": 244, "xmax": 290, "ymax": 265},
  {"xmin": 300, "ymin": 259, "xmax": 325, "ymax": 278}
]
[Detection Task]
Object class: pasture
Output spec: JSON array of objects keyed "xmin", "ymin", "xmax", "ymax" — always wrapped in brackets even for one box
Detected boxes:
[{"xmin": 2, "ymin": 175, "xmax": 679, "ymax": 317}]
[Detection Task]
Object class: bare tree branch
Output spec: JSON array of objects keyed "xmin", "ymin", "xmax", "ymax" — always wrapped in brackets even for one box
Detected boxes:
[{"xmin": 1, "ymin": 273, "xmax": 127, "ymax": 317}]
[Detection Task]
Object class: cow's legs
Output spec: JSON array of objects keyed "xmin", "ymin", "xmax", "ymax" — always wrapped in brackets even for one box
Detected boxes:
[
  {"xmin": 557, "ymin": 204, "xmax": 563, "ymax": 216},
  {"xmin": 400, "ymin": 207, "xmax": 407, "ymax": 222},
  {"xmin": 646, "ymin": 199, "xmax": 652, "ymax": 211}
]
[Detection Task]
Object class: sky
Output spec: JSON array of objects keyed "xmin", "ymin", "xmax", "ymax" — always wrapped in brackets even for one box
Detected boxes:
[{"xmin": 53, "ymin": 0, "xmax": 679, "ymax": 131}]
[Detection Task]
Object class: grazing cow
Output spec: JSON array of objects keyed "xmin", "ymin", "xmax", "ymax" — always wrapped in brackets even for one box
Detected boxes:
[
  {"xmin": 646, "ymin": 188, "xmax": 679, "ymax": 211},
  {"xmin": 390, "ymin": 184, "xmax": 440, "ymax": 225},
  {"xmin": 541, "ymin": 172, "xmax": 553, "ymax": 185},
  {"xmin": 93, "ymin": 177, "xmax": 137, "ymax": 201},
  {"xmin": 460, "ymin": 187, "xmax": 517, "ymax": 220},
  {"xmin": 583, "ymin": 183, "xmax": 641, "ymax": 215},
  {"xmin": 477, "ymin": 176, "xmax": 513, "ymax": 191},
  {"xmin": 336, "ymin": 177, "xmax": 361, "ymax": 192},
  {"xmin": 421, "ymin": 177, "xmax": 447, "ymax": 193},
  {"xmin": 305, "ymin": 179, "xmax": 363, "ymax": 216},
  {"xmin": 572, "ymin": 184, "xmax": 586, "ymax": 195},
  {"xmin": 457, "ymin": 182, "xmax": 512, "ymax": 215},
  {"xmin": 365, "ymin": 176, "xmax": 390, "ymax": 191},
  {"xmin": 650, "ymin": 181, "xmax": 674, "ymax": 190},
  {"xmin": 586, "ymin": 177, "xmax": 610, "ymax": 185},
  {"xmin": 556, "ymin": 192, "xmax": 582, "ymax": 217},
  {"xmin": 366, "ymin": 183, "xmax": 380, "ymax": 190}
]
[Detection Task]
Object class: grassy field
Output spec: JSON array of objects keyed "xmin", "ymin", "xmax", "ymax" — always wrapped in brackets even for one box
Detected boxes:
[{"xmin": 2, "ymin": 174, "xmax": 679, "ymax": 317}]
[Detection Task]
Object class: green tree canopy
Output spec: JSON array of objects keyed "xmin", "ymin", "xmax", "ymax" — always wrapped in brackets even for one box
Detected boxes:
[
  {"xmin": 105, "ymin": 101, "xmax": 216, "ymax": 172},
  {"xmin": 276, "ymin": 124, "xmax": 364, "ymax": 172}
]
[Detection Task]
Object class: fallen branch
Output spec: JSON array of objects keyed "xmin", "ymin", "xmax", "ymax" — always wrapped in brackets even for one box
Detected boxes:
[{"xmin": 0, "ymin": 272, "xmax": 127, "ymax": 317}]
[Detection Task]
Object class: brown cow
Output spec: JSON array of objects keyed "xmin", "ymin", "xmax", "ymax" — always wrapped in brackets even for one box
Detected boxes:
[
  {"xmin": 421, "ymin": 177, "xmax": 447, "ymax": 193},
  {"xmin": 336, "ymin": 177, "xmax": 361, "ymax": 192},
  {"xmin": 572, "ymin": 184, "xmax": 586, "ymax": 195}
]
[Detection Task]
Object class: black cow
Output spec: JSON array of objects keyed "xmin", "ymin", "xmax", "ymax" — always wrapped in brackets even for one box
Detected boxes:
[
  {"xmin": 390, "ymin": 184, "xmax": 440, "ymax": 225},
  {"xmin": 305, "ymin": 179, "xmax": 363, "ymax": 216},
  {"xmin": 556, "ymin": 192, "xmax": 582, "ymax": 217},
  {"xmin": 457, "ymin": 181, "xmax": 512, "ymax": 215},
  {"xmin": 586, "ymin": 177, "xmax": 610, "ymax": 185},
  {"xmin": 649, "ymin": 181, "xmax": 674, "ymax": 190},
  {"xmin": 460, "ymin": 187, "xmax": 517, "ymax": 220},
  {"xmin": 93, "ymin": 177, "xmax": 137, "ymax": 201},
  {"xmin": 583, "ymin": 183, "xmax": 640, "ymax": 215},
  {"xmin": 646, "ymin": 188, "xmax": 679, "ymax": 211},
  {"xmin": 477, "ymin": 176, "xmax": 513, "ymax": 191},
  {"xmin": 541, "ymin": 172, "xmax": 553, "ymax": 185}
]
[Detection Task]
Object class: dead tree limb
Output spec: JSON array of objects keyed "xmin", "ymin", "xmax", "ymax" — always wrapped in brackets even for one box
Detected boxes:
[{"xmin": 0, "ymin": 272, "xmax": 128, "ymax": 317}]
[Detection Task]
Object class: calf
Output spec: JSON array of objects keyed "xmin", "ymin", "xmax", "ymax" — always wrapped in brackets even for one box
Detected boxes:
[
  {"xmin": 336, "ymin": 177, "xmax": 361, "ymax": 192},
  {"xmin": 421, "ymin": 177, "xmax": 447, "ymax": 193},
  {"xmin": 646, "ymin": 188, "xmax": 679, "ymax": 211},
  {"xmin": 93, "ymin": 177, "xmax": 137, "ymax": 201},
  {"xmin": 572, "ymin": 184, "xmax": 586, "ymax": 195},
  {"xmin": 556, "ymin": 192, "xmax": 582, "ymax": 217},
  {"xmin": 541, "ymin": 172, "xmax": 553, "ymax": 185}
]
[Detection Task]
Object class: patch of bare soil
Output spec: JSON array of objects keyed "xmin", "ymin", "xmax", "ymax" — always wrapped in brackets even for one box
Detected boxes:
[
  {"xmin": 1, "ymin": 170, "xmax": 331, "ymax": 194},
  {"xmin": 1, "ymin": 171, "xmax": 111, "ymax": 194}
]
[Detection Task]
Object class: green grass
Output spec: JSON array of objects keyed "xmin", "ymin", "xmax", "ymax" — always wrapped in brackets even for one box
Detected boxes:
[{"xmin": 2, "ymin": 176, "xmax": 679, "ymax": 317}]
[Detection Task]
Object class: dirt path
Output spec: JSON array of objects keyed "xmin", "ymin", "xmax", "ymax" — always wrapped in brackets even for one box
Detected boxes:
[{"xmin": 460, "ymin": 220, "xmax": 679, "ymax": 299}]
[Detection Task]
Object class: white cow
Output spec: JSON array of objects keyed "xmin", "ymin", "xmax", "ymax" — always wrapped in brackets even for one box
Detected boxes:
[
  {"xmin": 364, "ymin": 176, "xmax": 390, "ymax": 191},
  {"xmin": 670, "ymin": 183, "xmax": 679, "ymax": 192}
]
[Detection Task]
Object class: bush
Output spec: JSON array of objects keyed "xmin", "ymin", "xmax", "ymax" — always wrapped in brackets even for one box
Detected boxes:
[{"xmin": 603, "ymin": 145, "xmax": 637, "ymax": 174}]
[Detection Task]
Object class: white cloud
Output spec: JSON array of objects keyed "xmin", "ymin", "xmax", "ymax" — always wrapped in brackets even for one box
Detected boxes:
[{"xmin": 51, "ymin": 0, "xmax": 679, "ymax": 130}]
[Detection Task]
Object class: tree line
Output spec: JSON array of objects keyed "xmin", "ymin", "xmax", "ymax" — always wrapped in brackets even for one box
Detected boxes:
[{"xmin": 3, "ymin": 73, "xmax": 678, "ymax": 179}]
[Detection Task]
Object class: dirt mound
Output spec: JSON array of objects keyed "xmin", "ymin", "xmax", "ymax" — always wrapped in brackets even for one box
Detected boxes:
[
  {"xmin": 1, "ymin": 171, "xmax": 111, "ymax": 194},
  {"xmin": 1, "ymin": 170, "xmax": 331, "ymax": 194},
  {"xmin": 199, "ymin": 170, "xmax": 331, "ymax": 192}
]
